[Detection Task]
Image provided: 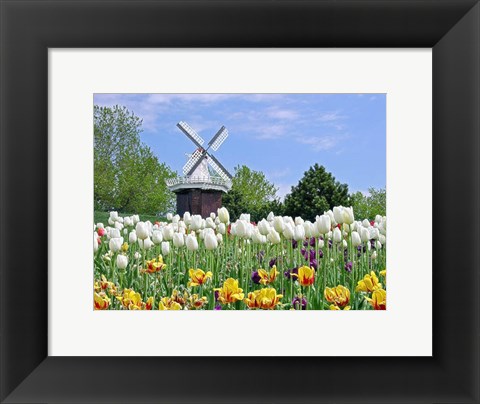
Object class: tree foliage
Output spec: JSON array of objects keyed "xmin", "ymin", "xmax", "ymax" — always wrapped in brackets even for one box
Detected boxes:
[
  {"xmin": 350, "ymin": 188, "xmax": 386, "ymax": 221},
  {"xmin": 94, "ymin": 105, "xmax": 176, "ymax": 215},
  {"xmin": 223, "ymin": 165, "xmax": 280, "ymax": 221},
  {"xmin": 283, "ymin": 164, "xmax": 350, "ymax": 220}
]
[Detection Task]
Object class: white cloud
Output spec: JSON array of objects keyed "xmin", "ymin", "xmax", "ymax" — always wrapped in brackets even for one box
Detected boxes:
[
  {"xmin": 295, "ymin": 134, "xmax": 347, "ymax": 151},
  {"xmin": 266, "ymin": 107, "xmax": 299, "ymax": 120},
  {"xmin": 275, "ymin": 183, "xmax": 293, "ymax": 201}
]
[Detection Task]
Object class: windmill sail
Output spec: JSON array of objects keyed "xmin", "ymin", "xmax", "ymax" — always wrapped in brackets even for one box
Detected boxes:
[
  {"xmin": 206, "ymin": 153, "xmax": 232, "ymax": 181},
  {"xmin": 183, "ymin": 149, "xmax": 204, "ymax": 175},
  {"xmin": 177, "ymin": 121, "xmax": 205, "ymax": 148},
  {"xmin": 208, "ymin": 126, "xmax": 228, "ymax": 151}
]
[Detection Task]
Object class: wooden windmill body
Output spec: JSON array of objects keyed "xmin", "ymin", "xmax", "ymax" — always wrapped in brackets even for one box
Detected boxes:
[{"xmin": 166, "ymin": 121, "xmax": 232, "ymax": 217}]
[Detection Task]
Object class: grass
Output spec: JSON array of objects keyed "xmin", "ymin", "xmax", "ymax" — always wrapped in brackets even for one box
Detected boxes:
[{"xmin": 94, "ymin": 211, "xmax": 165, "ymax": 225}]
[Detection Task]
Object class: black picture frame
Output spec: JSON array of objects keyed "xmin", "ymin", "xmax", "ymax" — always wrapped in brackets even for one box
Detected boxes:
[{"xmin": 1, "ymin": 0, "xmax": 479, "ymax": 403}]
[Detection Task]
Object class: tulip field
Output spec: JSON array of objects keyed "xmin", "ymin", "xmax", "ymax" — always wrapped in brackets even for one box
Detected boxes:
[{"xmin": 94, "ymin": 207, "xmax": 386, "ymax": 310}]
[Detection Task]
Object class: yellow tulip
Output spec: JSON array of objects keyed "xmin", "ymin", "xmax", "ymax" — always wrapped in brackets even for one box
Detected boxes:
[
  {"xmin": 366, "ymin": 288, "xmax": 387, "ymax": 310},
  {"xmin": 356, "ymin": 271, "xmax": 382, "ymax": 293},
  {"xmin": 94, "ymin": 292, "xmax": 110, "ymax": 310},
  {"xmin": 214, "ymin": 278, "xmax": 244, "ymax": 304},
  {"xmin": 329, "ymin": 304, "xmax": 351, "ymax": 311},
  {"xmin": 142, "ymin": 256, "xmax": 167, "ymax": 274},
  {"xmin": 324, "ymin": 285, "xmax": 351, "ymax": 308},
  {"xmin": 244, "ymin": 287, "xmax": 283, "ymax": 309},
  {"xmin": 145, "ymin": 297, "xmax": 154, "ymax": 310},
  {"xmin": 258, "ymin": 265, "xmax": 278, "ymax": 285},
  {"xmin": 116, "ymin": 288, "xmax": 144, "ymax": 310},
  {"xmin": 296, "ymin": 266, "xmax": 315, "ymax": 286},
  {"xmin": 188, "ymin": 268, "xmax": 213, "ymax": 287},
  {"xmin": 121, "ymin": 242, "xmax": 129, "ymax": 252},
  {"xmin": 188, "ymin": 294, "xmax": 208, "ymax": 309},
  {"xmin": 159, "ymin": 297, "xmax": 182, "ymax": 310}
]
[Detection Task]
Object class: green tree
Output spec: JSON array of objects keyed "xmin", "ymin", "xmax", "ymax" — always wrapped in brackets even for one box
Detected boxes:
[
  {"xmin": 350, "ymin": 188, "xmax": 386, "ymax": 221},
  {"xmin": 94, "ymin": 105, "xmax": 176, "ymax": 214},
  {"xmin": 223, "ymin": 165, "xmax": 280, "ymax": 221},
  {"xmin": 283, "ymin": 164, "xmax": 350, "ymax": 220}
]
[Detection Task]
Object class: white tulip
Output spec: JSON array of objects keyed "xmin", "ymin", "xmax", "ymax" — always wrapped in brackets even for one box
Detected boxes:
[
  {"xmin": 114, "ymin": 221, "xmax": 123, "ymax": 231},
  {"xmin": 108, "ymin": 218, "xmax": 115, "ymax": 226},
  {"xmin": 239, "ymin": 213, "xmax": 250, "ymax": 223},
  {"xmin": 116, "ymin": 254, "xmax": 128, "ymax": 269},
  {"xmin": 343, "ymin": 207, "xmax": 355, "ymax": 225},
  {"xmin": 132, "ymin": 215, "xmax": 140, "ymax": 224},
  {"xmin": 215, "ymin": 217, "xmax": 221, "ymax": 225},
  {"xmin": 93, "ymin": 233, "xmax": 99, "ymax": 252},
  {"xmin": 161, "ymin": 241, "xmax": 170, "ymax": 256},
  {"xmin": 134, "ymin": 251, "xmax": 141, "ymax": 260},
  {"xmin": 110, "ymin": 228, "xmax": 121, "ymax": 239},
  {"xmin": 216, "ymin": 233, "xmax": 223, "ymax": 244},
  {"xmin": 205, "ymin": 217, "xmax": 216, "ymax": 229},
  {"xmin": 96, "ymin": 223, "xmax": 104, "ymax": 229},
  {"xmin": 369, "ymin": 227, "xmax": 380, "ymax": 240},
  {"xmin": 283, "ymin": 223, "xmax": 295, "ymax": 240},
  {"xmin": 267, "ymin": 211, "xmax": 275, "ymax": 221},
  {"xmin": 109, "ymin": 237, "xmax": 123, "ymax": 252},
  {"xmin": 190, "ymin": 215, "xmax": 203, "ymax": 231},
  {"xmin": 230, "ymin": 223, "xmax": 237, "ymax": 236},
  {"xmin": 371, "ymin": 251, "xmax": 378, "ymax": 260},
  {"xmin": 173, "ymin": 232, "xmax": 185, "ymax": 248},
  {"xmin": 172, "ymin": 214, "xmax": 180, "ymax": 224},
  {"xmin": 333, "ymin": 207, "xmax": 344, "ymax": 224},
  {"xmin": 257, "ymin": 219, "xmax": 271, "ymax": 236},
  {"xmin": 375, "ymin": 240, "xmax": 382, "ymax": 250},
  {"xmin": 177, "ymin": 226, "xmax": 186, "ymax": 235},
  {"xmin": 135, "ymin": 222, "xmax": 149, "ymax": 240},
  {"xmin": 166, "ymin": 213, "xmax": 173, "ymax": 221},
  {"xmin": 210, "ymin": 212, "xmax": 216, "ymax": 220},
  {"xmin": 342, "ymin": 239, "xmax": 348, "ymax": 249},
  {"xmin": 379, "ymin": 234, "xmax": 386, "ymax": 245},
  {"xmin": 235, "ymin": 220, "xmax": 248, "ymax": 238},
  {"xmin": 333, "ymin": 227, "xmax": 342, "ymax": 243},
  {"xmin": 129, "ymin": 231, "xmax": 137, "ymax": 244},
  {"xmin": 351, "ymin": 231, "xmax": 362, "ymax": 247},
  {"xmin": 360, "ymin": 227, "xmax": 370, "ymax": 242},
  {"xmin": 294, "ymin": 217, "xmax": 304, "ymax": 226},
  {"xmin": 273, "ymin": 216, "xmax": 285, "ymax": 233},
  {"xmin": 315, "ymin": 214, "xmax": 331, "ymax": 234},
  {"xmin": 294, "ymin": 224, "xmax": 306, "ymax": 241},
  {"xmin": 124, "ymin": 217, "xmax": 132, "ymax": 227},
  {"xmin": 318, "ymin": 239, "xmax": 325, "ymax": 248},
  {"xmin": 138, "ymin": 237, "xmax": 153, "ymax": 250},
  {"xmin": 151, "ymin": 230, "xmax": 163, "ymax": 244},
  {"xmin": 362, "ymin": 219, "xmax": 371, "ymax": 228},
  {"xmin": 217, "ymin": 207, "xmax": 230, "ymax": 224},
  {"xmin": 267, "ymin": 228, "xmax": 281, "ymax": 244},
  {"xmin": 123, "ymin": 228, "xmax": 128, "ymax": 236},
  {"xmin": 252, "ymin": 229, "xmax": 266, "ymax": 244},
  {"xmin": 162, "ymin": 225, "xmax": 174, "ymax": 241},
  {"xmin": 117, "ymin": 216, "xmax": 124, "ymax": 224},
  {"xmin": 218, "ymin": 223, "xmax": 226, "ymax": 235},
  {"xmin": 375, "ymin": 214, "xmax": 383, "ymax": 223},
  {"xmin": 204, "ymin": 232, "xmax": 218, "ymax": 250},
  {"xmin": 109, "ymin": 211, "xmax": 119, "ymax": 221},
  {"xmin": 183, "ymin": 212, "xmax": 192, "ymax": 225},
  {"xmin": 186, "ymin": 234, "xmax": 199, "ymax": 251},
  {"xmin": 303, "ymin": 221, "xmax": 314, "ymax": 238}
]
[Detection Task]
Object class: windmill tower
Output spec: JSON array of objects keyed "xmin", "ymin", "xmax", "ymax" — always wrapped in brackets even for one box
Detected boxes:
[{"xmin": 166, "ymin": 121, "xmax": 232, "ymax": 217}]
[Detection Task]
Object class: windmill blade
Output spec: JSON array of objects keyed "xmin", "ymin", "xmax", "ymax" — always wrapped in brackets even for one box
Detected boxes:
[
  {"xmin": 186, "ymin": 150, "xmax": 207, "ymax": 176},
  {"xmin": 208, "ymin": 126, "xmax": 228, "ymax": 151},
  {"xmin": 183, "ymin": 149, "xmax": 204, "ymax": 175},
  {"xmin": 206, "ymin": 153, "xmax": 232, "ymax": 181},
  {"xmin": 177, "ymin": 121, "xmax": 204, "ymax": 148}
]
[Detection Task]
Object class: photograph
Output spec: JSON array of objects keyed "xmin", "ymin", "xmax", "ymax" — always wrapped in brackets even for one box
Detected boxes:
[{"xmin": 93, "ymin": 93, "xmax": 386, "ymax": 311}]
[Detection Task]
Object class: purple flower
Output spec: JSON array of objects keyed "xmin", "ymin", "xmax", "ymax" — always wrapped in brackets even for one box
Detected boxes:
[
  {"xmin": 318, "ymin": 249, "xmax": 324, "ymax": 259},
  {"xmin": 251, "ymin": 270, "xmax": 261, "ymax": 285},
  {"xmin": 310, "ymin": 258, "xmax": 318, "ymax": 270},
  {"xmin": 292, "ymin": 296, "xmax": 307, "ymax": 310},
  {"xmin": 301, "ymin": 248, "xmax": 307, "ymax": 259},
  {"xmin": 257, "ymin": 250, "xmax": 265, "ymax": 263},
  {"xmin": 269, "ymin": 257, "xmax": 277, "ymax": 268},
  {"xmin": 328, "ymin": 240, "xmax": 333, "ymax": 249},
  {"xmin": 214, "ymin": 304, "xmax": 222, "ymax": 310},
  {"xmin": 291, "ymin": 240, "xmax": 298, "ymax": 249},
  {"xmin": 284, "ymin": 267, "xmax": 298, "ymax": 280},
  {"xmin": 214, "ymin": 290, "xmax": 219, "ymax": 302},
  {"xmin": 344, "ymin": 261, "xmax": 352, "ymax": 273}
]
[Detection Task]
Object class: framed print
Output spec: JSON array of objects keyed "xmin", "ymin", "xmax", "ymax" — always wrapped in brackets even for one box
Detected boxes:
[{"xmin": 1, "ymin": 1, "xmax": 479, "ymax": 403}]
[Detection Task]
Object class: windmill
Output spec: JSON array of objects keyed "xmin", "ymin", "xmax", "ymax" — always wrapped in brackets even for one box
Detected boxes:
[{"xmin": 166, "ymin": 121, "xmax": 233, "ymax": 217}]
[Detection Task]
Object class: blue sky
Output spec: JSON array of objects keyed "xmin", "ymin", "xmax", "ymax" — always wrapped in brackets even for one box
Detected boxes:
[{"xmin": 94, "ymin": 93, "xmax": 386, "ymax": 199}]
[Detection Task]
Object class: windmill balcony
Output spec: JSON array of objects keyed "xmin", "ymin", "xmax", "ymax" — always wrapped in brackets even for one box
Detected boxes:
[{"xmin": 166, "ymin": 176, "xmax": 232, "ymax": 193}]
